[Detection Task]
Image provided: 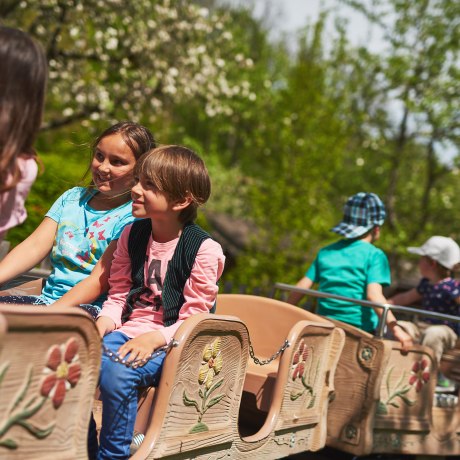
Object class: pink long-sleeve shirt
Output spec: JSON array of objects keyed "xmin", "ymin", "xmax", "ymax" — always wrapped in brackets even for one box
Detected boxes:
[
  {"xmin": 0, "ymin": 156, "xmax": 38, "ymax": 240},
  {"xmin": 98, "ymin": 223, "xmax": 225, "ymax": 344}
]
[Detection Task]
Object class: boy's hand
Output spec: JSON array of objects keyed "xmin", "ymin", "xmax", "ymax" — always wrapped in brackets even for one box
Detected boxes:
[
  {"xmin": 392, "ymin": 324, "xmax": 414, "ymax": 352},
  {"xmin": 117, "ymin": 331, "xmax": 167, "ymax": 367}
]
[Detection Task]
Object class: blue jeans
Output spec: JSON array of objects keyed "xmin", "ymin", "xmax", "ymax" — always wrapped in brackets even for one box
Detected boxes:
[{"xmin": 89, "ymin": 331, "xmax": 165, "ymax": 460}]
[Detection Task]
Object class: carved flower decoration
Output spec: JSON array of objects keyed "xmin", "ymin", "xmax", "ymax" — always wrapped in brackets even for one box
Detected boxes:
[
  {"xmin": 40, "ymin": 338, "xmax": 82, "ymax": 409},
  {"xmin": 409, "ymin": 359, "xmax": 430, "ymax": 392},
  {"xmin": 292, "ymin": 339, "xmax": 308, "ymax": 381},
  {"xmin": 198, "ymin": 338, "xmax": 223, "ymax": 389}
]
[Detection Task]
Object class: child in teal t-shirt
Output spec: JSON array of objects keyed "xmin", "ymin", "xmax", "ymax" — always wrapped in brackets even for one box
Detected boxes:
[{"xmin": 288, "ymin": 192, "xmax": 412, "ymax": 350}]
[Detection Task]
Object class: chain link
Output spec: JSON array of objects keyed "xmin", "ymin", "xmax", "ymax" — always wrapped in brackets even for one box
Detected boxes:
[
  {"xmin": 102, "ymin": 335, "xmax": 289, "ymax": 368},
  {"xmin": 102, "ymin": 338, "xmax": 178, "ymax": 368},
  {"xmin": 248, "ymin": 338, "xmax": 290, "ymax": 365}
]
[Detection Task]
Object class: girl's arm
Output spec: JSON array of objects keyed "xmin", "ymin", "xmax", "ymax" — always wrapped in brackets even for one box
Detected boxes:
[
  {"xmin": 367, "ymin": 282, "xmax": 413, "ymax": 351},
  {"xmin": 0, "ymin": 217, "xmax": 57, "ymax": 285},
  {"xmin": 51, "ymin": 240, "xmax": 117, "ymax": 308},
  {"xmin": 387, "ymin": 288, "xmax": 422, "ymax": 307},
  {"xmin": 96, "ymin": 225, "xmax": 134, "ymax": 329}
]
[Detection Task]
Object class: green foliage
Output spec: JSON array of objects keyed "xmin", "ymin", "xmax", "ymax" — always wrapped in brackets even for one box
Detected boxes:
[{"xmin": 4, "ymin": 0, "xmax": 460, "ymax": 292}]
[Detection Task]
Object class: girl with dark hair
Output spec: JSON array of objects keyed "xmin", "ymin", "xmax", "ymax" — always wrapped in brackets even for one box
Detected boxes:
[
  {"xmin": 0, "ymin": 26, "xmax": 48, "ymax": 240},
  {"xmin": 0, "ymin": 122, "xmax": 156, "ymax": 314}
]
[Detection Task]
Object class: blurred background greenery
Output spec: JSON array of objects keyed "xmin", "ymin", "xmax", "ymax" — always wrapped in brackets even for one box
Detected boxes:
[{"xmin": 1, "ymin": 0, "xmax": 459, "ymax": 292}]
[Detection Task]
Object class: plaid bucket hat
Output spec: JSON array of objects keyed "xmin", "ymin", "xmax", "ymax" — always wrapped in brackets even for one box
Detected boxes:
[{"xmin": 331, "ymin": 192, "xmax": 386, "ymax": 239}]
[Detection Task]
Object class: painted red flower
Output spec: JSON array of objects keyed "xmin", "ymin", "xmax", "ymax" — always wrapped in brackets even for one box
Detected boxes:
[
  {"xmin": 292, "ymin": 339, "xmax": 309, "ymax": 381},
  {"xmin": 409, "ymin": 359, "xmax": 430, "ymax": 392},
  {"xmin": 40, "ymin": 338, "xmax": 81, "ymax": 409}
]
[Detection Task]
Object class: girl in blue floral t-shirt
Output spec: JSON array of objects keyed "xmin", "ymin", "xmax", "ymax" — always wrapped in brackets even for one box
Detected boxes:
[{"xmin": 0, "ymin": 121, "xmax": 155, "ymax": 314}]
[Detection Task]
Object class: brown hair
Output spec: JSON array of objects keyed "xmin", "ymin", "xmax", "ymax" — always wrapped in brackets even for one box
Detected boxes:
[
  {"xmin": 0, "ymin": 26, "xmax": 47, "ymax": 191},
  {"xmin": 134, "ymin": 145, "xmax": 211, "ymax": 223},
  {"xmin": 91, "ymin": 121, "xmax": 156, "ymax": 161}
]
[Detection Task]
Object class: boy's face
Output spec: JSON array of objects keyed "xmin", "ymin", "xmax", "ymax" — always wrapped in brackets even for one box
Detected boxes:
[{"xmin": 131, "ymin": 176, "xmax": 173, "ymax": 219}]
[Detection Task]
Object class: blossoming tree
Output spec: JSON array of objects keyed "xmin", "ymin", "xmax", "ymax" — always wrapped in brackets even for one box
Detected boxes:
[{"xmin": 1, "ymin": 0, "xmax": 254, "ymax": 129}]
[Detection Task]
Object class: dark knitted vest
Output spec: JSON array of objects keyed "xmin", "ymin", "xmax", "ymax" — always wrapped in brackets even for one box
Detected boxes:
[{"xmin": 123, "ymin": 219, "xmax": 214, "ymax": 325}]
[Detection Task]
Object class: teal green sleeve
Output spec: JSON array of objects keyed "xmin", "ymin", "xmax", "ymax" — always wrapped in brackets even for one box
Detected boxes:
[
  {"xmin": 305, "ymin": 256, "xmax": 318, "ymax": 283},
  {"xmin": 366, "ymin": 249, "xmax": 391, "ymax": 287}
]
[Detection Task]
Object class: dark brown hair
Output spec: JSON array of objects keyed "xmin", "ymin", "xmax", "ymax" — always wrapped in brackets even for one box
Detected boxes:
[
  {"xmin": 0, "ymin": 26, "xmax": 47, "ymax": 191},
  {"xmin": 134, "ymin": 145, "xmax": 211, "ymax": 223}
]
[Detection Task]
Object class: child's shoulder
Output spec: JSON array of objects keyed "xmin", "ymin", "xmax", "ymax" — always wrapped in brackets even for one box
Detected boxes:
[
  {"xmin": 199, "ymin": 237, "xmax": 224, "ymax": 256},
  {"xmin": 322, "ymin": 239, "xmax": 382, "ymax": 253},
  {"xmin": 436, "ymin": 277, "xmax": 460, "ymax": 289},
  {"xmin": 61, "ymin": 186, "xmax": 88, "ymax": 199}
]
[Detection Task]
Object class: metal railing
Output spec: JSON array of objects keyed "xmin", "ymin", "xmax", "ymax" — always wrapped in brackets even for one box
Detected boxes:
[{"xmin": 275, "ymin": 282, "xmax": 460, "ymax": 338}]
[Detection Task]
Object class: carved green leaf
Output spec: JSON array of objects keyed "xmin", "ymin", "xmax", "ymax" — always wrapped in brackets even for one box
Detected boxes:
[
  {"xmin": 0, "ymin": 438, "xmax": 17, "ymax": 449},
  {"xmin": 17, "ymin": 420, "xmax": 55, "ymax": 439},
  {"xmin": 397, "ymin": 386, "xmax": 411, "ymax": 395},
  {"xmin": 377, "ymin": 401, "xmax": 388, "ymax": 415},
  {"xmin": 182, "ymin": 391, "xmax": 199, "ymax": 411},
  {"xmin": 207, "ymin": 378, "xmax": 224, "ymax": 394},
  {"xmin": 12, "ymin": 365, "xmax": 33, "ymax": 411},
  {"xmin": 399, "ymin": 395, "xmax": 416, "ymax": 406},
  {"xmin": 386, "ymin": 366, "xmax": 393, "ymax": 396},
  {"xmin": 0, "ymin": 363, "xmax": 9, "ymax": 386},
  {"xmin": 290, "ymin": 390, "xmax": 304, "ymax": 401},
  {"xmin": 206, "ymin": 394, "xmax": 225, "ymax": 409}
]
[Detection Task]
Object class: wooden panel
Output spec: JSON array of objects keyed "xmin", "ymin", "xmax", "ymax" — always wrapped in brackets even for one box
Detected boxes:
[{"xmin": 0, "ymin": 305, "xmax": 100, "ymax": 460}]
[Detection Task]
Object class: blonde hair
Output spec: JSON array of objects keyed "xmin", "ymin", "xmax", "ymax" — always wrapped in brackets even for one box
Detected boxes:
[{"xmin": 134, "ymin": 145, "xmax": 211, "ymax": 223}]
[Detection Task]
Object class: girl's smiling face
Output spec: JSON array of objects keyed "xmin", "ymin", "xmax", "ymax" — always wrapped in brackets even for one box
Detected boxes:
[{"xmin": 91, "ymin": 133, "xmax": 137, "ymax": 198}]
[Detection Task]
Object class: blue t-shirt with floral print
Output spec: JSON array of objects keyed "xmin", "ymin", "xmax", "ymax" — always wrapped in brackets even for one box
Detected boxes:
[
  {"xmin": 39, "ymin": 187, "xmax": 135, "ymax": 306},
  {"xmin": 417, "ymin": 277, "xmax": 460, "ymax": 335}
]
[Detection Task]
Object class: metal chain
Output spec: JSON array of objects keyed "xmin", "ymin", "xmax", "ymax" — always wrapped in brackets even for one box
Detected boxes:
[
  {"xmin": 102, "ymin": 335, "xmax": 289, "ymax": 368},
  {"xmin": 248, "ymin": 338, "xmax": 290, "ymax": 365},
  {"xmin": 102, "ymin": 338, "xmax": 178, "ymax": 368}
]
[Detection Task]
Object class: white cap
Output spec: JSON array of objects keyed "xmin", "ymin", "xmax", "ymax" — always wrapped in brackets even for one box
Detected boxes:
[{"xmin": 408, "ymin": 236, "xmax": 460, "ymax": 270}]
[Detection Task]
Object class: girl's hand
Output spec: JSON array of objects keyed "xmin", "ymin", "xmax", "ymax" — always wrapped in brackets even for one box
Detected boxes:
[
  {"xmin": 96, "ymin": 315, "xmax": 115, "ymax": 338},
  {"xmin": 392, "ymin": 324, "xmax": 414, "ymax": 352},
  {"xmin": 117, "ymin": 332, "xmax": 166, "ymax": 367}
]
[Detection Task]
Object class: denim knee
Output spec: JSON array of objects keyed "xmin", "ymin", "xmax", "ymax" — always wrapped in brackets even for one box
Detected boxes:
[{"xmin": 99, "ymin": 357, "xmax": 138, "ymax": 397}]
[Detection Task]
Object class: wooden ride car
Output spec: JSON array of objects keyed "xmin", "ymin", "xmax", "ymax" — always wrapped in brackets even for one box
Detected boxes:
[
  {"xmin": 2, "ymin": 277, "xmax": 460, "ymax": 459},
  {"xmin": 276, "ymin": 283, "xmax": 460, "ymax": 459}
]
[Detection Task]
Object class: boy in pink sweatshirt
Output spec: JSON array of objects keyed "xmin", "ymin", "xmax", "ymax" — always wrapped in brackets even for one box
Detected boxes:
[{"xmin": 89, "ymin": 145, "xmax": 225, "ymax": 460}]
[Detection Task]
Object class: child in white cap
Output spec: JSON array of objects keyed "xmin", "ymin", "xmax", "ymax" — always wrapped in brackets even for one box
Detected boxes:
[
  {"xmin": 287, "ymin": 192, "xmax": 413, "ymax": 351},
  {"xmin": 388, "ymin": 236, "xmax": 460, "ymax": 391}
]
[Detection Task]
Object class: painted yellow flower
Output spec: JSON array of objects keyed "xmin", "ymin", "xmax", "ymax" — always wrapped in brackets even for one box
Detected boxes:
[{"xmin": 198, "ymin": 338, "xmax": 223, "ymax": 389}]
